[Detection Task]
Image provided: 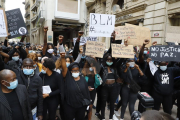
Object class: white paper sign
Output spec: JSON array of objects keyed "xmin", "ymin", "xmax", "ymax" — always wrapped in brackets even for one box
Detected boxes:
[
  {"xmin": 73, "ymin": 37, "xmax": 97, "ymax": 46},
  {"xmin": 42, "ymin": 86, "xmax": 52, "ymax": 94},
  {"xmin": 89, "ymin": 13, "xmax": 115, "ymax": 37},
  {"xmin": 0, "ymin": 9, "xmax": 8, "ymax": 37},
  {"xmin": 149, "ymin": 61, "xmax": 158, "ymax": 76}
]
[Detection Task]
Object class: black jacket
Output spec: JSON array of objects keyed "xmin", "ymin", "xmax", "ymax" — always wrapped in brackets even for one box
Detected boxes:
[
  {"xmin": 18, "ymin": 70, "xmax": 43, "ymax": 116},
  {"xmin": 0, "ymin": 84, "xmax": 33, "ymax": 120}
]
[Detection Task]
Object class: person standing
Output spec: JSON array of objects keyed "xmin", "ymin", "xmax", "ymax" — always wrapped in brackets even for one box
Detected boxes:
[{"xmin": 0, "ymin": 69, "xmax": 33, "ymax": 120}]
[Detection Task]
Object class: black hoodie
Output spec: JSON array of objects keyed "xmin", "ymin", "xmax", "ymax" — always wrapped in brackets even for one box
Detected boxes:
[{"xmin": 153, "ymin": 67, "xmax": 180, "ymax": 95}]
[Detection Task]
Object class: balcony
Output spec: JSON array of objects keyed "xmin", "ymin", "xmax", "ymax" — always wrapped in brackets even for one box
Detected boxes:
[
  {"xmin": 26, "ymin": 21, "xmax": 30, "ymax": 26},
  {"xmin": 24, "ymin": 12, "xmax": 30, "ymax": 18},
  {"xmin": 25, "ymin": 1, "xmax": 30, "ymax": 9},
  {"xmin": 168, "ymin": 0, "xmax": 180, "ymax": 4},
  {"xmin": 36, "ymin": 10, "xmax": 45, "ymax": 27},
  {"xmin": 31, "ymin": 27, "xmax": 38, "ymax": 32},
  {"xmin": 31, "ymin": 13, "xmax": 38, "ymax": 22},
  {"xmin": 31, "ymin": 1, "xmax": 39, "ymax": 11},
  {"xmin": 85, "ymin": 0, "xmax": 95, "ymax": 7}
]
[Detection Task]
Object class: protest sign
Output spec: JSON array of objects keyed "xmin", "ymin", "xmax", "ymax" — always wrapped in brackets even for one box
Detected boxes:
[
  {"xmin": 149, "ymin": 45, "xmax": 180, "ymax": 62},
  {"xmin": 125, "ymin": 23, "xmax": 151, "ymax": 47},
  {"xmin": 166, "ymin": 26, "xmax": 180, "ymax": 43},
  {"xmin": 89, "ymin": 13, "xmax": 115, "ymax": 37},
  {"xmin": 0, "ymin": 8, "xmax": 8, "ymax": 37},
  {"xmin": 73, "ymin": 37, "xmax": 97, "ymax": 46},
  {"xmin": 111, "ymin": 44, "xmax": 134, "ymax": 58},
  {"xmin": 85, "ymin": 41, "xmax": 105, "ymax": 58},
  {"xmin": 6, "ymin": 8, "xmax": 28, "ymax": 39},
  {"xmin": 149, "ymin": 61, "xmax": 158, "ymax": 76},
  {"xmin": 115, "ymin": 26, "xmax": 136, "ymax": 40}
]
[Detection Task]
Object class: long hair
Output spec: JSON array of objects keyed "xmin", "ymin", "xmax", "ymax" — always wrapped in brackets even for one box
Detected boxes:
[
  {"xmin": 55, "ymin": 57, "xmax": 61, "ymax": 69},
  {"xmin": 103, "ymin": 53, "xmax": 115, "ymax": 68},
  {"xmin": 81, "ymin": 61, "xmax": 95, "ymax": 77}
]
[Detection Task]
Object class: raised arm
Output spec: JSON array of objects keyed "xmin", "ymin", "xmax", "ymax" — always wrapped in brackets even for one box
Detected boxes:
[
  {"xmin": 139, "ymin": 40, "xmax": 149, "ymax": 63},
  {"xmin": 74, "ymin": 47, "xmax": 83, "ymax": 63},
  {"xmin": 42, "ymin": 27, "xmax": 48, "ymax": 56},
  {"xmin": 20, "ymin": 35, "xmax": 26, "ymax": 42},
  {"xmin": 60, "ymin": 52, "xmax": 68, "ymax": 78}
]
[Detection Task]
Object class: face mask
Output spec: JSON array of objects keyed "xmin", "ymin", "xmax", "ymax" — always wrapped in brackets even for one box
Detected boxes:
[
  {"xmin": 38, "ymin": 57, "xmax": 42, "ymax": 61},
  {"xmin": 66, "ymin": 63, "xmax": 70, "ymax": 67},
  {"xmin": 47, "ymin": 49, "xmax": 54, "ymax": 54},
  {"xmin": 57, "ymin": 51, "xmax": 60, "ymax": 54},
  {"xmin": 72, "ymin": 72, "xmax": 79, "ymax": 78},
  {"xmin": 4, "ymin": 80, "xmax": 18, "ymax": 90},
  {"xmin": 89, "ymin": 67, "xmax": 93, "ymax": 71},
  {"xmin": 144, "ymin": 51, "xmax": 148, "ymax": 54},
  {"xmin": 106, "ymin": 62, "xmax": 113, "ymax": 66},
  {"xmin": 81, "ymin": 56, "xmax": 86, "ymax": 59},
  {"xmin": 29, "ymin": 50, "xmax": 33, "ymax": 53},
  {"xmin": 160, "ymin": 66, "xmax": 167, "ymax": 71},
  {"xmin": 23, "ymin": 69, "xmax": 34, "ymax": 75},
  {"xmin": 41, "ymin": 69, "xmax": 46, "ymax": 74},
  {"xmin": 33, "ymin": 64, "xmax": 37, "ymax": 68},
  {"xmin": 128, "ymin": 62, "xmax": 135, "ymax": 68},
  {"xmin": 12, "ymin": 56, "xmax": 19, "ymax": 61}
]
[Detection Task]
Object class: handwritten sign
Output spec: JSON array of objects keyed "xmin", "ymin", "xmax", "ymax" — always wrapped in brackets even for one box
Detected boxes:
[
  {"xmin": 73, "ymin": 37, "xmax": 97, "ymax": 46},
  {"xmin": 6, "ymin": 8, "xmax": 28, "ymax": 39},
  {"xmin": 85, "ymin": 41, "xmax": 105, "ymax": 58},
  {"xmin": 149, "ymin": 45, "xmax": 180, "ymax": 62},
  {"xmin": 166, "ymin": 26, "xmax": 180, "ymax": 43},
  {"xmin": 125, "ymin": 23, "xmax": 151, "ymax": 47},
  {"xmin": 0, "ymin": 8, "xmax": 8, "ymax": 37},
  {"xmin": 115, "ymin": 26, "xmax": 136, "ymax": 40},
  {"xmin": 149, "ymin": 61, "xmax": 158, "ymax": 76},
  {"xmin": 89, "ymin": 13, "xmax": 115, "ymax": 37},
  {"xmin": 111, "ymin": 44, "xmax": 134, "ymax": 58}
]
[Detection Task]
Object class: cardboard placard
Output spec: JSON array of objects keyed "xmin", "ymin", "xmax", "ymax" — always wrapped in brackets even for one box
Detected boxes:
[
  {"xmin": 111, "ymin": 44, "xmax": 134, "ymax": 58},
  {"xmin": 0, "ymin": 8, "xmax": 8, "ymax": 37},
  {"xmin": 6, "ymin": 8, "xmax": 28, "ymax": 39},
  {"xmin": 125, "ymin": 23, "xmax": 151, "ymax": 47},
  {"xmin": 166, "ymin": 26, "xmax": 180, "ymax": 43},
  {"xmin": 149, "ymin": 45, "xmax": 180, "ymax": 62},
  {"xmin": 85, "ymin": 41, "xmax": 105, "ymax": 58},
  {"xmin": 115, "ymin": 26, "xmax": 136, "ymax": 40},
  {"xmin": 89, "ymin": 13, "xmax": 115, "ymax": 37},
  {"xmin": 73, "ymin": 37, "xmax": 97, "ymax": 46}
]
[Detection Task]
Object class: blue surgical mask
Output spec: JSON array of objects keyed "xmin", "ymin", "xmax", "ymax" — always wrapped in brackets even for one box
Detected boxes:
[
  {"xmin": 106, "ymin": 62, "xmax": 113, "ymax": 66},
  {"xmin": 23, "ymin": 69, "xmax": 34, "ymax": 75},
  {"xmin": 89, "ymin": 67, "xmax": 93, "ymax": 71},
  {"xmin": 144, "ymin": 51, "xmax": 148, "ymax": 54},
  {"xmin": 66, "ymin": 63, "xmax": 70, "ymax": 67},
  {"xmin": 4, "ymin": 80, "xmax": 18, "ymax": 90},
  {"xmin": 41, "ymin": 69, "xmax": 46, "ymax": 74},
  {"xmin": 160, "ymin": 66, "xmax": 167, "ymax": 71},
  {"xmin": 81, "ymin": 56, "xmax": 86, "ymax": 59},
  {"xmin": 12, "ymin": 56, "xmax": 19, "ymax": 61},
  {"xmin": 72, "ymin": 72, "xmax": 79, "ymax": 78},
  {"xmin": 29, "ymin": 50, "xmax": 33, "ymax": 53}
]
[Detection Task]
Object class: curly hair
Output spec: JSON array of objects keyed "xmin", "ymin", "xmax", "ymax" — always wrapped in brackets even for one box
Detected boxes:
[
  {"xmin": 27, "ymin": 53, "xmax": 38, "ymax": 62},
  {"xmin": 43, "ymin": 58, "xmax": 56, "ymax": 71},
  {"xmin": 103, "ymin": 53, "xmax": 115, "ymax": 67},
  {"xmin": 81, "ymin": 60, "xmax": 95, "ymax": 77},
  {"xmin": 65, "ymin": 56, "xmax": 74, "ymax": 63},
  {"xmin": 55, "ymin": 57, "xmax": 61, "ymax": 69}
]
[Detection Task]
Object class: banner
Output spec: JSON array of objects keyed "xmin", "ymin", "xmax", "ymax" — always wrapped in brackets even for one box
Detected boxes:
[
  {"xmin": 166, "ymin": 26, "xmax": 180, "ymax": 43},
  {"xmin": 111, "ymin": 44, "xmax": 134, "ymax": 58},
  {"xmin": 89, "ymin": 13, "xmax": 115, "ymax": 37},
  {"xmin": 149, "ymin": 45, "xmax": 180, "ymax": 62},
  {"xmin": 85, "ymin": 41, "xmax": 105, "ymax": 58},
  {"xmin": 6, "ymin": 8, "xmax": 28, "ymax": 39},
  {"xmin": 115, "ymin": 26, "xmax": 136, "ymax": 40},
  {"xmin": 125, "ymin": 23, "xmax": 151, "ymax": 47},
  {"xmin": 73, "ymin": 37, "xmax": 97, "ymax": 46},
  {"xmin": 0, "ymin": 8, "xmax": 8, "ymax": 37}
]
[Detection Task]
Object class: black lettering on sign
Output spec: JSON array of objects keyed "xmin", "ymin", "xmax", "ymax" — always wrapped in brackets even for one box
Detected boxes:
[
  {"xmin": 6, "ymin": 8, "xmax": 28, "ymax": 39},
  {"xmin": 149, "ymin": 45, "xmax": 180, "ymax": 62},
  {"xmin": 107, "ymin": 16, "xmax": 112, "ymax": 25},
  {"xmin": 91, "ymin": 14, "xmax": 97, "ymax": 25}
]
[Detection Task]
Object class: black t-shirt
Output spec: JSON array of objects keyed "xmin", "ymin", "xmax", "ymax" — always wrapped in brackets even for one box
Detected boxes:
[
  {"xmin": 4, "ymin": 90, "xmax": 24, "ymax": 120},
  {"xmin": 87, "ymin": 74, "xmax": 95, "ymax": 88}
]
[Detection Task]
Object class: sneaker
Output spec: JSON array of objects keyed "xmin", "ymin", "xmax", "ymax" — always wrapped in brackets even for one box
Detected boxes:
[
  {"xmin": 114, "ymin": 110, "xmax": 120, "ymax": 117},
  {"xmin": 95, "ymin": 113, "xmax": 102, "ymax": 120},
  {"xmin": 113, "ymin": 114, "xmax": 119, "ymax": 120}
]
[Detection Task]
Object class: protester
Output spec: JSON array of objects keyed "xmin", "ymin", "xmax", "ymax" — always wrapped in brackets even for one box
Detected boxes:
[{"xmin": 0, "ymin": 69, "xmax": 33, "ymax": 120}]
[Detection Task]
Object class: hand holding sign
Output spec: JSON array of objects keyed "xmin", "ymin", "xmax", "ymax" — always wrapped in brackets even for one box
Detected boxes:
[
  {"xmin": 143, "ymin": 39, "xmax": 150, "ymax": 46},
  {"xmin": 152, "ymin": 41, "xmax": 157, "ymax": 46}
]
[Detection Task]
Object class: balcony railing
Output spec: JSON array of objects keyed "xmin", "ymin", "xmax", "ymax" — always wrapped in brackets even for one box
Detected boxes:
[
  {"xmin": 31, "ymin": 14, "xmax": 38, "ymax": 22},
  {"xmin": 36, "ymin": 10, "xmax": 45, "ymax": 27},
  {"xmin": 85, "ymin": 0, "xmax": 95, "ymax": 7},
  {"xmin": 26, "ymin": 21, "xmax": 30, "ymax": 26},
  {"xmin": 24, "ymin": 12, "xmax": 30, "ymax": 18},
  {"xmin": 31, "ymin": 1, "xmax": 39, "ymax": 11},
  {"xmin": 31, "ymin": 27, "xmax": 38, "ymax": 32},
  {"xmin": 25, "ymin": 1, "xmax": 30, "ymax": 9}
]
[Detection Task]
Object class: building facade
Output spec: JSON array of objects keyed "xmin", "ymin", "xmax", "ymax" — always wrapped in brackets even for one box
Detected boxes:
[
  {"xmin": 86, "ymin": 0, "xmax": 180, "ymax": 48},
  {"xmin": 0, "ymin": 0, "xmax": 5, "ymax": 9},
  {"xmin": 24, "ymin": 0, "xmax": 87, "ymax": 47}
]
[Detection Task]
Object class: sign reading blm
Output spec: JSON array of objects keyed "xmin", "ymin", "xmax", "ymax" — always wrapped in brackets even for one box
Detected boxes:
[
  {"xmin": 6, "ymin": 8, "xmax": 28, "ymax": 39},
  {"xmin": 149, "ymin": 45, "xmax": 180, "ymax": 62},
  {"xmin": 89, "ymin": 13, "xmax": 115, "ymax": 37}
]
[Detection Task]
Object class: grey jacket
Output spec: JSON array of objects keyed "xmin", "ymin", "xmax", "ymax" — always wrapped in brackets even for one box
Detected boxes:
[{"xmin": 0, "ymin": 84, "xmax": 33, "ymax": 120}]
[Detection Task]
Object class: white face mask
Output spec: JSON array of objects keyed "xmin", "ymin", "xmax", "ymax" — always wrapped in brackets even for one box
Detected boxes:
[
  {"xmin": 89, "ymin": 67, "xmax": 93, "ymax": 71},
  {"xmin": 47, "ymin": 49, "xmax": 54, "ymax": 54},
  {"xmin": 160, "ymin": 66, "xmax": 167, "ymax": 71},
  {"xmin": 38, "ymin": 57, "xmax": 42, "ymax": 61},
  {"xmin": 128, "ymin": 62, "xmax": 135, "ymax": 68},
  {"xmin": 72, "ymin": 72, "xmax": 79, "ymax": 78}
]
